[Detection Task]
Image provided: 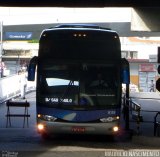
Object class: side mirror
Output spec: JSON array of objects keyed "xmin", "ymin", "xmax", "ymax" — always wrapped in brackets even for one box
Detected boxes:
[
  {"xmin": 28, "ymin": 56, "xmax": 38, "ymax": 81},
  {"xmin": 121, "ymin": 58, "xmax": 130, "ymax": 85}
]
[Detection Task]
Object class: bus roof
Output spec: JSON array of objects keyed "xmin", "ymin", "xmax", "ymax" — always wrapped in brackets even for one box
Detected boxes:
[
  {"xmin": 51, "ymin": 24, "xmax": 111, "ymax": 30},
  {"xmin": 42, "ymin": 24, "xmax": 115, "ymax": 35},
  {"xmin": 39, "ymin": 24, "xmax": 121, "ymax": 61}
]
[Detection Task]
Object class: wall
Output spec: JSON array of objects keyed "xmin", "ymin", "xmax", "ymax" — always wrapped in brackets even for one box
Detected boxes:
[
  {"xmin": 129, "ymin": 61, "xmax": 158, "ymax": 92},
  {"xmin": 130, "ymin": 62, "xmax": 139, "ymax": 85}
]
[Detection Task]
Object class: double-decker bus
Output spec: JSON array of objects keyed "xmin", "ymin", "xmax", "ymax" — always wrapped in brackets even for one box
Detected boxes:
[{"xmin": 28, "ymin": 24, "xmax": 129, "ymax": 136}]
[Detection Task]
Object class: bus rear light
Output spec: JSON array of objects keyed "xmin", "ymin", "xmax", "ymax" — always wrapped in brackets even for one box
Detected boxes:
[
  {"xmin": 113, "ymin": 126, "xmax": 119, "ymax": 132},
  {"xmin": 73, "ymin": 33, "xmax": 87, "ymax": 37}
]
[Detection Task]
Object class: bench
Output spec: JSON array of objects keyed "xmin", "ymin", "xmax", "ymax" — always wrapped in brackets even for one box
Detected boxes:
[{"xmin": 6, "ymin": 100, "xmax": 30, "ymax": 128}]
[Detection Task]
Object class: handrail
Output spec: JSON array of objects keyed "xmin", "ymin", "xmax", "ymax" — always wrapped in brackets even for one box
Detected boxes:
[
  {"xmin": 122, "ymin": 95, "xmax": 141, "ymax": 133},
  {"xmin": 122, "ymin": 96, "xmax": 141, "ymax": 115},
  {"xmin": 154, "ymin": 112, "xmax": 160, "ymax": 136},
  {"xmin": 130, "ymin": 100, "xmax": 141, "ymax": 111},
  {"xmin": 129, "ymin": 98, "xmax": 141, "ymax": 135},
  {"xmin": 123, "ymin": 95, "xmax": 160, "ymax": 136}
]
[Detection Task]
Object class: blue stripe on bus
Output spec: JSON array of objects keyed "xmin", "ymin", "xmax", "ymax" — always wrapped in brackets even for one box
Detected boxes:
[{"xmin": 37, "ymin": 107, "xmax": 120, "ymax": 122}]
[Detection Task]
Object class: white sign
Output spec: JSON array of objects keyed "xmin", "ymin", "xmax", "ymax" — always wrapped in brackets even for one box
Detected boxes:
[{"xmin": 149, "ymin": 54, "xmax": 157, "ymax": 63}]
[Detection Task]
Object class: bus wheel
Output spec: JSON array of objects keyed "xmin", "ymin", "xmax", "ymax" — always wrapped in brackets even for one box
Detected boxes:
[{"xmin": 114, "ymin": 130, "xmax": 133, "ymax": 142}]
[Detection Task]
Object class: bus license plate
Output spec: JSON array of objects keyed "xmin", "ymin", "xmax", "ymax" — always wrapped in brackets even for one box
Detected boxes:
[{"xmin": 71, "ymin": 127, "xmax": 85, "ymax": 133}]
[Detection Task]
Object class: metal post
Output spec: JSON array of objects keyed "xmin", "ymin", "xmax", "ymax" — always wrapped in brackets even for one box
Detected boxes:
[
  {"xmin": 121, "ymin": 58, "xmax": 130, "ymax": 131},
  {"xmin": 154, "ymin": 112, "xmax": 160, "ymax": 136},
  {"xmin": 0, "ymin": 21, "xmax": 3, "ymax": 78},
  {"xmin": 125, "ymin": 83, "xmax": 130, "ymax": 130},
  {"xmin": 136, "ymin": 107, "xmax": 141, "ymax": 135},
  {"xmin": 0, "ymin": 21, "xmax": 2, "ymax": 58}
]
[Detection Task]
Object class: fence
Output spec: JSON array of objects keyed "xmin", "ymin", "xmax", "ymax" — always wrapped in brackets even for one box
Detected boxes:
[{"xmin": 123, "ymin": 95, "xmax": 160, "ymax": 137}]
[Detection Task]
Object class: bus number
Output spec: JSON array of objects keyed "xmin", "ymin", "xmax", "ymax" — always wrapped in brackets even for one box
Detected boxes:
[{"xmin": 45, "ymin": 98, "xmax": 72, "ymax": 103}]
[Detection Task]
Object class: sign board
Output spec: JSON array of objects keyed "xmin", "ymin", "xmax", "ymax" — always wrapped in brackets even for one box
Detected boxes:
[
  {"xmin": 5, "ymin": 32, "xmax": 32, "ymax": 40},
  {"xmin": 139, "ymin": 64, "xmax": 156, "ymax": 72},
  {"xmin": 149, "ymin": 55, "xmax": 157, "ymax": 63}
]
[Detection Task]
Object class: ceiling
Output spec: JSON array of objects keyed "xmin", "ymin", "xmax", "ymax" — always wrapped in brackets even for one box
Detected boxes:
[{"xmin": 0, "ymin": 0, "xmax": 159, "ymax": 7}]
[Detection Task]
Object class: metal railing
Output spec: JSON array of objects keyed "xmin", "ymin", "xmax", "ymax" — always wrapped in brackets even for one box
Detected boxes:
[
  {"xmin": 123, "ymin": 95, "xmax": 160, "ymax": 136},
  {"xmin": 129, "ymin": 99, "xmax": 142, "ymax": 135},
  {"xmin": 154, "ymin": 112, "xmax": 160, "ymax": 136}
]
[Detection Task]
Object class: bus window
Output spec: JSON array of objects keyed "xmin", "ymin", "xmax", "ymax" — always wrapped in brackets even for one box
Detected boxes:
[
  {"xmin": 121, "ymin": 58, "xmax": 130, "ymax": 85},
  {"xmin": 38, "ymin": 62, "xmax": 119, "ymax": 109}
]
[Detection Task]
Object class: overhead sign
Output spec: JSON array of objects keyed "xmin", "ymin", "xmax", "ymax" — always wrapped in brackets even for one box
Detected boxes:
[
  {"xmin": 5, "ymin": 32, "xmax": 32, "ymax": 40},
  {"xmin": 149, "ymin": 55, "xmax": 157, "ymax": 63}
]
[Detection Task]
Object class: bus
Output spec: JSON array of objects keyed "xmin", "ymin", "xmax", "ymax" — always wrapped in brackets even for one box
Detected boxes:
[{"xmin": 28, "ymin": 24, "xmax": 130, "ymax": 136}]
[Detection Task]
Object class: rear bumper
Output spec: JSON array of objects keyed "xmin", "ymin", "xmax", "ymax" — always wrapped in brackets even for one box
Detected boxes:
[{"xmin": 37, "ymin": 119, "xmax": 120, "ymax": 135}]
